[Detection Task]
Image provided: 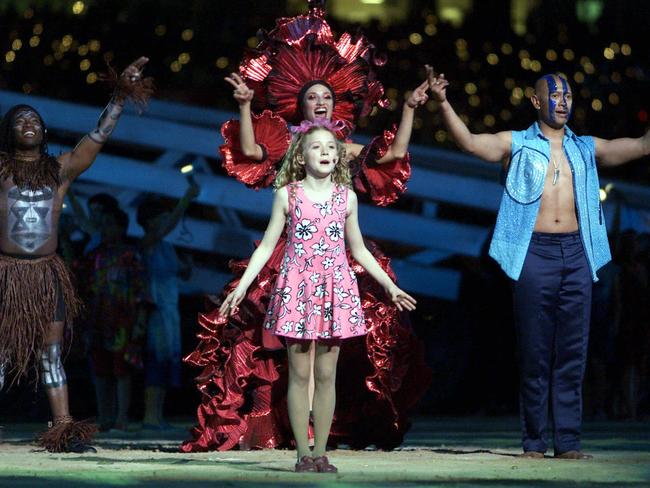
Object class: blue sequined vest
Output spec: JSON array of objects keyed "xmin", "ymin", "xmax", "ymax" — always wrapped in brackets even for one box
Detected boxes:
[{"xmin": 488, "ymin": 122, "xmax": 611, "ymax": 281}]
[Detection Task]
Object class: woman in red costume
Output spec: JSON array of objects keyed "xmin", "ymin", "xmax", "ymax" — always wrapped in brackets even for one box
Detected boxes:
[{"xmin": 182, "ymin": 0, "xmax": 432, "ymax": 452}]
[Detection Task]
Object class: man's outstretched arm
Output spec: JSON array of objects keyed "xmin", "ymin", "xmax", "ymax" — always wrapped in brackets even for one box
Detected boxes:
[
  {"xmin": 428, "ymin": 65, "xmax": 511, "ymax": 163},
  {"xmin": 60, "ymin": 56, "xmax": 152, "ymax": 180},
  {"xmin": 594, "ymin": 128, "xmax": 650, "ymax": 167}
]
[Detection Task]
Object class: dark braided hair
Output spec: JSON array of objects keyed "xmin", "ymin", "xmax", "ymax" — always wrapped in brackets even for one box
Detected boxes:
[{"xmin": 0, "ymin": 104, "xmax": 50, "ymax": 156}]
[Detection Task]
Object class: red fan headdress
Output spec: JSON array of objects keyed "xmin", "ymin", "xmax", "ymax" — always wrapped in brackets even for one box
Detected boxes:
[{"xmin": 240, "ymin": 0, "xmax": 389, "ymax": 132}]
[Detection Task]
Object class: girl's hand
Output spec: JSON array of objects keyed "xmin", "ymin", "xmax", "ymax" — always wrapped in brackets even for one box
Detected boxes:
[
  {"xmin": 385, "ymin": 284, "xmax": 417, "ymax": 312},
  {"xmin": 219, "ymin": 286, "xmax": 247, "ymax": 316},
  {"xmin": 405, "ymin": 79, "xmax": 429, "ymax": 109},
  {"xmin": 425, "ymin": 64, "xmax": 449, "ymax": 103},
  {"xmin": 224, "ymin": 73, "xmax": 255, "ymax": 106}
]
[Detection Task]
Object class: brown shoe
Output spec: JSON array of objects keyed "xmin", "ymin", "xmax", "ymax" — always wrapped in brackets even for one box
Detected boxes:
[
  {"xmin": 313, "ymin": 455, "xmax": 338, "ymax": 473},
  {"xmin": 519, "ymin": 451, "xmax": 545, "ymax": 459},
  {"xmin": 555, "ymin": 450, "xmax": 593, "ymax": 460},
  {"xmin": 295, "ymin": 456, "xmax": 317, "ymax": 472}
]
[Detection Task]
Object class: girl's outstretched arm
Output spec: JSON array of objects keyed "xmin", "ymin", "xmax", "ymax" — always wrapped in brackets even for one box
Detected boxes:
[
  {"xmin": 345, "ymin": 190, "xmax": 417, "ymax": 312},
  {"xmin": 220, "ymin": 187, "xmax": 289, "ymax": 316}
]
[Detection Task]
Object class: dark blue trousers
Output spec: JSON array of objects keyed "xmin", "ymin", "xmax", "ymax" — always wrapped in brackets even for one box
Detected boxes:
[{"xmin": 513, "ymin": 231, "xmax": 592, "ymax": 454}]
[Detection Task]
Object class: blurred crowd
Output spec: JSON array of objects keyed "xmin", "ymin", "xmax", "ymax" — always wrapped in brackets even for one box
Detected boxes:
[{"xmin": 56, "ymin": 183, "xmax": 198, "ymax": 432}]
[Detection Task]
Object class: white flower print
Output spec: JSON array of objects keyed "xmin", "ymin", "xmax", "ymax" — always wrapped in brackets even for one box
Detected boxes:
[
  {"xmin": 281, "ymin": 321, "xmax": 294, "ymax": 334},
  {"xmin": 295, "ymin": 320, "xmax": 306, "ymax": 337},
  {"xmin": 311, "ymin": 237, "xmax": 329, "ymax": 256},
  {"xmin": 293, "ymin": 242, "xmax": 306, "ymax": 257},
  {"xmin": 277, "ymin": 286, "xmax": 292, "ymax": 304},
  {"xmin": 349, "ymin": 307, "xmax": 363, "ymax": 325},
  {"xmin": 312, "ymin": 304, "xmax": 322, "ymax": 316},
  {"xmin": 322, "ymin": 257, "xmax": 335, "ymax": 270},
  {"xmin": 349, "ymin": 268, "xmax": 357, "ymax": 281},
  {"xmin": 264, "ymin": 318, "xmax": 276, "ymax": 330},
  {"xmin": 296, "ymin": 301, "xmax": 307, "ymax": 314},
  {"xmin": 350, "ymin": 293, "xmax": 361, "ymax": 308},
  {"xmin": 334, "ymin": 286, "xmax": 349, "ymax": 301},
  {"xmin": 333, "ymin": 190, "xmax": 344, "ymax": 206},
  {"xmin": 324, "ymin": 302, "xmax": 333, "ymax": 321},
  {"xmin": 314, "ymin": 284, "xmax": 329, "ymax": 299},
  {"xmin": 332, "ymin": 321, "xmax": 341, "ymax": 332},
  {"xmin": 295, "ymin": 219, "xmax": 317, "ymax": 241},
  {"xmin": 326, "ymin": 221, "xmax": 343, "ymax": 242},
  {"xmin": 320, "ymin": 330, "xmax": 331, "ymax": 339},
  {"xmin": 294, "ymin": 203, "xmax": 302, "ymax": 219},
  {"xmin": 314, "ymin": 201, "xmax": 333, "ymax": 217},
  {"xmin": 334, "ymin": 267, "xmax": 344, "ymax": 283},
  {"xmin": 309, "ymin": 272, "xmax": 321, "ymax": 284}
]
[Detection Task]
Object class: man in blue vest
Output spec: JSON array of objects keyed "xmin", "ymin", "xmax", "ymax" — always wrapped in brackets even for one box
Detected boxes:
[{"xmin": 428, "ymin": 67, "xmax": 649, "ymax": 459}]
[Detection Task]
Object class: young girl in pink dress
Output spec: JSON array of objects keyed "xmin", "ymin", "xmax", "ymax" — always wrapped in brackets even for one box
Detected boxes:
[{"xmin": 219, "ymin": 121, "xmax": 416, "ymax": 473}]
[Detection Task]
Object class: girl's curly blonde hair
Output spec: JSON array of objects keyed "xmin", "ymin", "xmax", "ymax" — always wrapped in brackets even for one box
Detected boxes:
[{"xmin": 273, "ymin": 126, "xmax": 350, "ymax": 189}]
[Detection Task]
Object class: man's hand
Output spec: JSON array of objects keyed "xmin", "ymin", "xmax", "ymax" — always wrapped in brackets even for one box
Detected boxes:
[
  {"xmin": 425, "ymin": 64, "xmax": 449, "ymax": 104},
  {"xmin": 225, "ymin": 73, "xmax": 255, "ymax": 106},
  {"xmin": 115, "ymin": 56, "xmax": 150, "ymax": 102},
  {"xmin": 121, "ymin": 56, "xmax": 149, "ymax": 83}
]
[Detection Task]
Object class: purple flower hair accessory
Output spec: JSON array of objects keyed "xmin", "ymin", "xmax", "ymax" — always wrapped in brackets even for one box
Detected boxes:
[{"xmin": 289, "ymin": 118, "xmax": 347, "ymax": 135}]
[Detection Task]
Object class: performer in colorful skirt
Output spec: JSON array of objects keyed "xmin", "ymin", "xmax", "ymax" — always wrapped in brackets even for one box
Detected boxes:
[{"xmin": 0, "ymin": 57, "xmax": 152, "ymax": 452}]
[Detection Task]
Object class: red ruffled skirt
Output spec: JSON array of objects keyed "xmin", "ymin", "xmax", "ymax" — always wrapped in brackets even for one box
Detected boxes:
[{"xmin": 181, "ymin": 237, "xmax": 431, "ymax": 452}]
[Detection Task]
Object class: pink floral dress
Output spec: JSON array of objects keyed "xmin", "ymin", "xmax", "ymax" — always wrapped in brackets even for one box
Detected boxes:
[{"xmin": 264, "ymin": 182, "xmax": 366, "ymax": 340}]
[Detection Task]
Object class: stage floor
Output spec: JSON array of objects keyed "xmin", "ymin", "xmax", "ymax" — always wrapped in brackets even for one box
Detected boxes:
[{"xmin": 1, "ymin": 417, "xmax": 649, "ymax": 487}]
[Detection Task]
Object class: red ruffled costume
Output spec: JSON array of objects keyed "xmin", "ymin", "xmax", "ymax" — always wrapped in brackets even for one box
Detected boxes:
[{"xmin": 182, "ymin": 1, "xmax": 431, "ymax": 452}]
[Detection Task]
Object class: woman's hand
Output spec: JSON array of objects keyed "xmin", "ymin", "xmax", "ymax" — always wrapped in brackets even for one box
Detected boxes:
[
  {"xmin": 405, "ymin": 79, "xmax": 429, "ymax": 109},
  {"xmin": 225, "ymin": 73, "xmax": 255, "ymax": 106},
  {"xmin": 385, "ymin": 284, "xmax": 417, "ymax": 312}
]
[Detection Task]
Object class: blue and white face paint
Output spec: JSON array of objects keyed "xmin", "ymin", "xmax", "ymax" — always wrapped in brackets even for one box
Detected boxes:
[{"xmin": 544, "ymin": 74, "xmax": 558, "ymax": 124}]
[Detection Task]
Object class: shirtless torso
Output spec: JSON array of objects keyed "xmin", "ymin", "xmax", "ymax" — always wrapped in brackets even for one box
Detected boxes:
[{"xmin": 533, "ymin": 139, "xmax": 578, "ymax": 233}]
